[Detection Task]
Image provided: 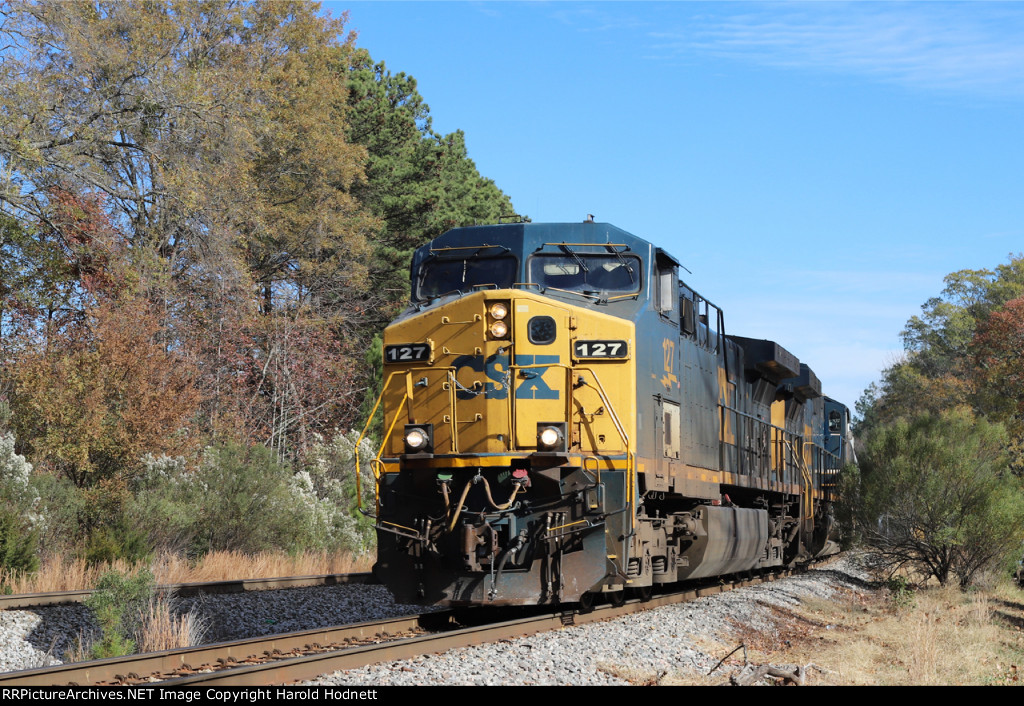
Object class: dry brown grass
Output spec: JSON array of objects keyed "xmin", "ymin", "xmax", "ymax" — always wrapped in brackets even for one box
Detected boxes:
[
  {"xmin": 63, "ymin": 633, "xmax": 94, "ymax": 664},
  {"xmin": 137, "ymin": 597, "xmax": 207, "ymax": 653},
  {"xmin": 59, "ymin": 597, "xmax": 209, "ymax": 659},
  {"xmin": 705, "ymin": 583, "xmax": 1024, "ymax": 686},
  {"xmin": 150, "ymin": 550, "xmax": 374, "ymax": 584},
  {"xmin": 0, "ymin": 550, "xmax": 374, "ymax": 593}
]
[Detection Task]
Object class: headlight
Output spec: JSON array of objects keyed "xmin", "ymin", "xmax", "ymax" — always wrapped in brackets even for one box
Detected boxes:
[
  {"xmin": 404, "ymin": 424, "xmax": 433, "ymax": 454},
  {"xmin": 489, "ymin": 302, "xmax": 509, "ymax": 320},
  {"xmin": 539, "ymin": 427, "xmax": 561, "ymax": 447},
  {"xmin": 489, "ymin": 320, "xmax": 509, "ymax": 338},
  {"xmin": 537, "ymin": 423, "xmax": 567, "ymax": 452}
]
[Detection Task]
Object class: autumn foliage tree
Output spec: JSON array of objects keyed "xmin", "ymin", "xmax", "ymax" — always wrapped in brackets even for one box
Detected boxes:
[
  {"xmin": 183, "ymin": 300, "xmax": 360, "ymax": 458},
  {"xmin": 0, "ymin": 1, "xmax": 373, "ymax": 268},
  {"xmin": 12, "ymin": 298, "xmax": 200, "ymax": 488},
  {"xmin": 5, "ymin": 191, "xmax": 199, "ymax": 488},
  {"xmin": 0, "ymin": 2, "xmax": 517, "ymax": 564},
  {"xmin": 972, "ymin": 296, "xmax": 1024, "ymax": 425},
  {"xmin": 857, "ymin": 255, "xmax": 1024, "ymax": 442}
]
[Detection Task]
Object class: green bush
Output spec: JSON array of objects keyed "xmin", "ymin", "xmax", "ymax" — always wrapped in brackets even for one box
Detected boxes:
[
  {"xmin": 121, "ymin": 439, "xmax": 377, "ymax": 558},
  {"xmin": 887, "ymin": 575, "xmax": 916, "ymax": 610},
  {"xmin": 858, "ymin": 408, "xmax": 1024, "ymax": 588},
  {"xmin": 0, "ymin": 506, "xmax": 39, "ymax": 584},
  {"xmin": 123, "ymin": 455, "xmax": 199, "ymax": 556},
  {"xmin": 27, "ymin": 437, "xmax": 379, "ymax": 562},
  {"xmin": 83, "ymin": 522, "xmax": 152, "ymax": 567},
  {"xmin": 29, "ymin": 465, "xmax": 153, "ymax": 566},
  {"xmin": 191, "ymin": 443, "xmax": 306, "ymax": 554},
  {"xmin": 85, "ymin": 568, "xmax": 155, "ymax": 658},
  {"xmin": 28, "ymin": 472, "xmax": 89, "ymax": 556}
]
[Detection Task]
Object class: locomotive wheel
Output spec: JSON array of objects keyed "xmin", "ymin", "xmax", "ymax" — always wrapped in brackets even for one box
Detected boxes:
[
  {"xmin": 578, "ymin": 591, "xmax": 595, "ymax": 614},
  {"xmin": 608, "ymin": 589, "xmax": 625, "ymax": 607}
]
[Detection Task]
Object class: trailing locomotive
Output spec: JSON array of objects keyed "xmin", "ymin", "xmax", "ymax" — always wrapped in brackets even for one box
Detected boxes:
[{"xmin": 364, "ymin": 219, "xmax": 853, "ymax": 607}]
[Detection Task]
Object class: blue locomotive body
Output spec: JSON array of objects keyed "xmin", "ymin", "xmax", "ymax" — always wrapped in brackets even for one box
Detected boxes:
[{"xmin": 367, "ymin": 220, "xmax": 851, "ymax": 606}]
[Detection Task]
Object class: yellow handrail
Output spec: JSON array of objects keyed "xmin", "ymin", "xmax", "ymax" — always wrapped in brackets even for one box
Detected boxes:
[
  {"xmin": 356, "ymin": 362, "xmax": 635, "ymax": 535},
  {"xmin": 354, "ymin": 370, "xmax": 406, "ymax": 511},
  {"xmin": 354, "ymin": 367, "xmax": 452, "ymax": 511},
  {"xmin": 783, "ymin": 438, "xmax": 814, "ymax": 521}
]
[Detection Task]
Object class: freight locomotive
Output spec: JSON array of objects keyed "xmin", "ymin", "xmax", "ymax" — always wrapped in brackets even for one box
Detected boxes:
[{"xmin": 364, "ymin": 219, "xmax": 853, "ymax": 608}]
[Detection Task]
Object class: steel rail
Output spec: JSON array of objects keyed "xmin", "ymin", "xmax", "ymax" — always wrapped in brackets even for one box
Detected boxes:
[
  {"xmin": 0, "ymin": 612, "xmax": 433, "ymax": 686},
  {"xmin": 0, "ymin": 572, "xmax": 376, "ymax": 610}
]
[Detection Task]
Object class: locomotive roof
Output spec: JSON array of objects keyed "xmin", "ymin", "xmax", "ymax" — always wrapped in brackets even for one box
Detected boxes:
[{"xmin": 418, "ymin": 221, "xmax": 664, "ymax": 261}]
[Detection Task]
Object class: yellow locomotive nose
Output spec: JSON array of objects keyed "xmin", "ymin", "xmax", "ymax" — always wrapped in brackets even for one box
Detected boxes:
[{"xmin": 377, "ymin": 284, "xmax": 638, "ymax": 463}]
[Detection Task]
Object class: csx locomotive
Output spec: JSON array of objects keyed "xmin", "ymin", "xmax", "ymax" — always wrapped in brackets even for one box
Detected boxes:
[{"xmin": 366, "ymin": 219, "xmax": 852, "ymax": 607}]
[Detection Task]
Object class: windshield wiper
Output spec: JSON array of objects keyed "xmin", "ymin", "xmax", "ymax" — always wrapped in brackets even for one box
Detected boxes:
[
  {"xmin": 540, "ymin": 285, "xmax": 602, "ymax": 302},
  {"xmin": 558, "ymin": 244, "xmax": 589, "ymax": 274},
  {"xmin": 606, "ymin": 244, "xmax": 635, "ymax": 284},
  {"xmin": 428, "ymin": 244, "xmax": 511, "ymax": 259}
]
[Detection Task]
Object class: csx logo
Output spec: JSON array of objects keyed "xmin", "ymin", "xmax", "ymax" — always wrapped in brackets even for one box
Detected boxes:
[{"xmin": 452, "ymin": 353, "xmax": 560, "ymax": 400}]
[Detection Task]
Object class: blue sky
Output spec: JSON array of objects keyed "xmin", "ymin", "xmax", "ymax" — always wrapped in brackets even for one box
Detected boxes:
[{"xmin": 324, "ymin": 1, "xmax": 1024, "ymax": 412}]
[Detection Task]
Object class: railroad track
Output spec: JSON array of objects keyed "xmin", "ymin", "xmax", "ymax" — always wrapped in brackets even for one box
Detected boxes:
[
  {"xmin": 0, "ymin": 568, "xmax": 799, "ymax": 686},
  {"xmin": 0, "ymin": 573, "xmax": 376, "ymax": 611}
]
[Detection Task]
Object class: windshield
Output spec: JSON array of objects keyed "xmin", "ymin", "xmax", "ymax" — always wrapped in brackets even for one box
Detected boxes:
[
  {"xmin": 415, "ymin": 254, "xmax": 518, "ymax": 301},
  {"xmin": 529, "ymin": 253, "xmax": 641, "ymax": 297}
]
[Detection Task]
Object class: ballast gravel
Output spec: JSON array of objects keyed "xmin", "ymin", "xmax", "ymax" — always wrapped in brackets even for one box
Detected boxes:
[
  {"xmin": 306, "ymin": 556, "xmax": 874, "ymax": 686},
  {"xmin": 0, "ymin": 584, "xmax": 425, "ymax": 673},
  {"xmin": 0, "ymin": 555, "xmax": 874, "ymax": 685}
]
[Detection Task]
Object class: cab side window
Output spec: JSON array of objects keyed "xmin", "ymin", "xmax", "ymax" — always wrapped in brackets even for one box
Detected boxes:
[{"xmin": 655, "ymin": 251, "xmax": 678, "ymax": 323}]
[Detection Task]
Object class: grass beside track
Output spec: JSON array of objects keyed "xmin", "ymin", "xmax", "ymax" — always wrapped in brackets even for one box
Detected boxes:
[
  {"xmin": 661, "ymin": 575, "xmax": 1024, "ymax": 686},
  {"xmin": 0, "ymin": 550, "xmax": 375, "ymax": 594}
]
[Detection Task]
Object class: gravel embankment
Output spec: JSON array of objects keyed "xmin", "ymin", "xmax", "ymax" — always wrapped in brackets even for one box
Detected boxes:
[
  {"xmin": 0, "ymin": 555, "xmax": 874, "ymax": 684},
  {"xmin": 306, "ymin": 555, "xmax": 875, "ymax": 686}
]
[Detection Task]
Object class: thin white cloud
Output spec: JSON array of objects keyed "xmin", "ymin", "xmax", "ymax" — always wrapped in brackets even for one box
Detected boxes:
[{"xmin": 648, "ymin": 2, "xmax": 1024, "ymax": 98}]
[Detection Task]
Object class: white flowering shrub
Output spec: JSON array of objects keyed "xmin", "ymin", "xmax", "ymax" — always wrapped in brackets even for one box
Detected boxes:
[
  {"xmin": 0, "ymin": 430, "xmax": 41, "ymax": 525},
  {"xmin": 137, "ymin": 454, "xmax": 188, "ymax": 488},
  {"xmin": 293, "ymin": 430, "xmax": 377, "ymax": 555},
  {"xmin": 0, "ymin": 433, "xmax": 32, "ymax": 491},
  {"xmin": 0, "ymin": 430, "xmax": 41, "ymax": 576},
  {"xmin": 121, "ymin": 435, "xmax": 379, "ymax": 558}
]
